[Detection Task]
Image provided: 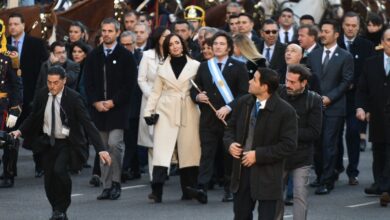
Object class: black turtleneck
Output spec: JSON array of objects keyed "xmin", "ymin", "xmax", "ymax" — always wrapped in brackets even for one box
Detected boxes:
[{"xmin": 170, "ymin": 55, "xmax": 187, "ymax": 79}]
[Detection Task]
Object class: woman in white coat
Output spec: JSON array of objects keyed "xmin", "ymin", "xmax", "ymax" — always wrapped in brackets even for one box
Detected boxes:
[
  {"xmin": 138, "ymin": 27, "xmax": 171, "ymax": 180},
  {"xmin": 144, "ymin": 33, "xmax": 201, "ymax": 203}
]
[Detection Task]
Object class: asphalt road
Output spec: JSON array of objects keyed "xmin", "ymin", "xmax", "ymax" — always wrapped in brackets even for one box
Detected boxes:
[{"xmin": 0, "ymin": 143, "xmax": 389, "ymax": 220}]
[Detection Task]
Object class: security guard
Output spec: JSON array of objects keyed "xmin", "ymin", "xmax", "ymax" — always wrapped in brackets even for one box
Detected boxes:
[
  {"xmin": 184, "ymin": 5, "xmax": 206, "ymax": 41},
  {"xmin": 0, "ymin": 19, "xmax": 23, "ymax": 188}
]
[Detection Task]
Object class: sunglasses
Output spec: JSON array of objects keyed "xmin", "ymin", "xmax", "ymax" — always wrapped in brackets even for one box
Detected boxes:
[{"xmin": 263, "ymin": 30, "xmax": 278, "ymax": 35}]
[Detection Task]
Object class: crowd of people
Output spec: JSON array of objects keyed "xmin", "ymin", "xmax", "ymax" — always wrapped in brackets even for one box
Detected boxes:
[{"xmin": 0, "ymin": 1, "xmax": 390, "ymax": 220}]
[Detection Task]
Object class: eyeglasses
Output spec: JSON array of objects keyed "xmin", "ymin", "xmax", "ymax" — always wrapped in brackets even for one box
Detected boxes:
[{"xmin": 263, "ymin": 30, "xmax": 278, "ymax": 35}]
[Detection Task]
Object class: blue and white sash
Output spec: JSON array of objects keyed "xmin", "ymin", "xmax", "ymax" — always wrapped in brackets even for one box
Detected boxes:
[{"xmin": 207, "ymin": 58, "xmax": 234, "ymax": 104}]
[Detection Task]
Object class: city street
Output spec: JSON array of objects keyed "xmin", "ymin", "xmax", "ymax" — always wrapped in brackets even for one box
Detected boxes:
[{"xmin": 0, "ymin": 144, "xmax": 389, "ymax": 220}]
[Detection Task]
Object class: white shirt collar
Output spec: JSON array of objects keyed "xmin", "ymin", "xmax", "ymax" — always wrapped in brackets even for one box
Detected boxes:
[
  {"xmin": 343, "ymin": 35, "xmax": 356, "ymax": 45},
  {"xmin": 383, "ymin": 52, "xmax": 390, "ymax": 69},
  {"xmin": 323, "ymin": 44, "xmax": 338, "ymax": 58},
  {"xmin": 103, "ymin": 41, "xmax": 117, "ymax": 52},
  {"xmin": 306, "ymin": 43, "xmax": 317, "ymax": 54},
  {"xmin": 48, "ymin": 87, "xmax": 64, "ymax": 100},
  {"xmin": 256, "ymin": 99, "xmax": 267, "ymax": 109}
]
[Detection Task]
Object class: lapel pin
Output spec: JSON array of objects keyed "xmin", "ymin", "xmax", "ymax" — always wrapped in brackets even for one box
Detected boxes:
[
  {"xmin": 355, "ymin": 54, "xmax": 359, "ymax": 59},
  {"xmin": 113, "ymin": 60, "xmax": 117, "ymax": 64},
  {"xmin": 228, "ymin": 63, "xmax": 233, "ymax": 66},
  {"xmin": 335, "ymin": 53, "xmax": 339, "ymax": 57}
]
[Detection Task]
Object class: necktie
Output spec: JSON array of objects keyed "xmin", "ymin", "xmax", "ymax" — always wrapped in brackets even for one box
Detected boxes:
[
  {"xmin": 284, "ymin": 31, "xmax": 289, "ymax": 44},
  {"xmin": 265, "ymin": 48, "xmax": 271, "ymax": 62},
  {"xmin": 14, "ymin": 40, "xmax": 19, "ymax": 52},
  {"xmin": 346, "ymin": 40, "xmax": 353, "ymax": 52},
  {"xmin": 217, "ymin": 63, "xmax": 222, "ymax": 70},
  {"xmin": 303, "ymin": 50, "xmax": 309, "ymax": 57},
  {"xmin": 255, "ymin": 101, "xmax": 261, "ymax": 116},
  {"xmin": 105, "ymin": 49, "xmax": 112, "ymax": 56},
  {"xmin": 385, "ymin": 57, "xmax": 390, "ymax": 76},
  {"xmin": 50, "ymin": 95, "xmax": 56, "ymax": 146},
  {"xmin": 322, "ymin": 50, "xmax": 331, "ymax": 72}
]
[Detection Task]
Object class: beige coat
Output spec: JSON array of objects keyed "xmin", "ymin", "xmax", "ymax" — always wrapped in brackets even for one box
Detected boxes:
[
  {"xmin": 137, "ymin": 49, "xmax": 161, "ymax": 147},
  {"xmin": 144, "ymin": 56, "xmax": 201, "ymax": 168}
]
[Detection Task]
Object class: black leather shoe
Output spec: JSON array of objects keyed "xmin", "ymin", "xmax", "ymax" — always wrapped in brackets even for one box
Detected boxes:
[
  {"xmin": 89, "ymin": 175, "xmax": 101, "ymax": 187},
  {"xmin": 0, "ymin": 178, "xmax": 14, "ymax": 188},
  {"xmin": 35, "ymin": 169, "xmax": 44, "ymax": 178},
  {"xmin": 309, "ymin": 178, "xmax": 321, "ymax": 188},
  {"xmin": 97, "ymin": 188, "xmax": 111, "ymax": 200},
  {"xmin": 315, "ymin": 185, "xmax": 330, "ymax": 195},
  {"xmin": 110, "ymin": 182, "xmax": 121, "ymax": 200},
  {"xmin": 380, "ymin": 192, "xmax": 390, "ymax": 207},
  {"xmin": 222, "ymin": 191, "xmax": 234, "ymax": 202},
  {"xmin": 186, "ymin": 186, "xmax": 208, "ymax": 204},
  {"xmin": 148, "ymin": 192, "xmax": 162, "ymax": 203},
  {"xmin": 360, "ymin": 139, "xmax": 367, "ymax": 152},
  {"xmin": 364, "ymin": 183, "xmax": 381, "ymax": 195},
  {"xmin": 348, "ymin": 177, "xmax": 359, "ymax": 185},
  {"xmin": 50, "ymin": 211, "xmax": 67, "ymax": 220}
]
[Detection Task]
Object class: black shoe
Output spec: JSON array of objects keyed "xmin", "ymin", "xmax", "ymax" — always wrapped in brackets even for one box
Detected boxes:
[
  {"xmin": 222, "ymin": 191, "xmax": 234, "ymax": 202},
  {"xmin": 0, "ymin": 178, "xmax": 14, "ymax": 188},
  {"xmin": 50, "ymin": 211, "xmax": 67, "ymax": 220},
  {"xmin": 97, "ymin": 188, "xmax": 111, "ymax": 200},
  {"xmin": 149, "ymin": 183, "xmax": 163, "ymax": 203},
  {"xmin": 315, "ymin": 185, "xmax": 330, "ymax": 195},
  {"xmin": 148, "ymin": 192, "xmax": 162, "ymax": 203},
  {"xmin": 89, "ymin": 175, "xmax": 101, "ymax": 187},
  {"xmin": 181, "ymin": 194, "xmax": 192, "ymax": 200},
  {"xmin": 309, "ymin": 178, "xmax": 321, "ymax": 188},
  {"xmin": 35, "ymin": 169, "xmax": 44, "ymax": 178},
  {"xmin": 284, "ymin": 197, "xmax": 293, "ymax": 206},
  {"xmin": 110, "ymin": 182, "xmax": 121, "ymax": 200},
  {"xmin": 186, "ymin": 186, "xmax": 208, "ymax": 204},
  {"xmin": 360, "ymin": 139, "xmax": 367, "ymax": 152},
  {"xmin": 348, "ymin": 176, "xmax": 359, "ymax": 185},
  {"xmin": 364, "ymin": 183, "xmax": 381, "ymax": 195}
]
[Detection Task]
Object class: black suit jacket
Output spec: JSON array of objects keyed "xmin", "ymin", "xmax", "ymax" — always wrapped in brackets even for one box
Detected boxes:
[
  {"xmin": 306, "ymin": 46, "xmax": 354, "ymax": 116},
  {"xmin": 190, "ymin": 57, "xmax": 249, "ymax": 129},
  {"xmin": 84, "ymin": 44, "xmax": 137, "ymax": 130},
  {"xmin": 259, "ymin": 41, "xmax": 287, "ymax": 75},
  {"xmin": 19, "ymin": 87, "xmax": 106, "ymax": 169},
  {"xmin": 356, "ymin": 53, "xmax": 390, "ymax": 143},
  {"xmin": 223, "ymin": 93, "xmax": 297, "ymax": 200}
]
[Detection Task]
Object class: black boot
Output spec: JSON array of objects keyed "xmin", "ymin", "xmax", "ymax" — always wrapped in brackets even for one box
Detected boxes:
[
  {"xmin": 148, "ymin": 183, "xmax": 163, "ymax": 203},
  {"xmin": 110, "ymin": 182, "xmax": 121, "ymax": 200},
  {"xmin": 186, "ymin": 184, "xmax": 208, "ymax": 204},
  {"xmin": 180, "ymin": 167, "xmax": 198, "ymax": 200}
]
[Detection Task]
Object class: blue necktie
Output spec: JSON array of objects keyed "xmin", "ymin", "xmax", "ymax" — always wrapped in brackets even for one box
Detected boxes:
[
  {"xmin": 255, "ymin": 101, "xmax": 261, "ymax": 116},
  {"xmin": 265, "ymin": 48, "xmax": 271, "ymax": 62}
]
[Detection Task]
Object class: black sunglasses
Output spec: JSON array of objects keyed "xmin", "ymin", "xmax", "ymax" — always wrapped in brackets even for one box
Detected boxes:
[{"xmin": 263, "ymin": 30, "xmax": 278, "ymax": 35}]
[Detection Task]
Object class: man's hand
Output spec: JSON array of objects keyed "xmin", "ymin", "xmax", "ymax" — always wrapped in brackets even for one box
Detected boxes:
[
  {"xmin": 196, "ymin": 91, "xmax": 209, "ymax": 104},
  {"xmin": 229, "ymin": 142, "xmax": 242, "ymax": 159},
  {"xmin": 6, "ymin": 115, "xmax": 18, "ymax": 128},
  {"xmin": 102, "ymin": 100, "xmax": 114, "ymax": 109},
  {"xmin": 93, "ymin": 101, "xmax": 109, "ymax": 112},
  {"xmin": 99, "ymin": 151, "xmax": 112, "ymax": 166},
  {"xmin": 216, "ymin": 106, "xmax": 231, "ymax": 120},
  {"xmin": 242, "ymin": 151, "xmax": 256, "ymax": 167},
  {"xmin": 9, "ymin": 130, "xmax": 22, "ymax": 139},
  {"xmin": 322, "ymin": 96, "xmax": 331, "ymax": 107},
  {"xmin": 356, "ymin": 108, "xmax": 366, "ymax": 121},
  {"xmin": 49, "ymin": 52, "xmax": 59, "ymax": 64}
]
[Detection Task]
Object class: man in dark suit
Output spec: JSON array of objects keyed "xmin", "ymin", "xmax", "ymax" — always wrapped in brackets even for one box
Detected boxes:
[
  {"xmin": 356, "ymin": 28, "xmax": 390, "ymax": 202},
  {"xmin": 238, "ymin": 13, "xmax": 262, "ymax": 49},
  {"xmin": 306, "ymin": 19, "xmax": 354, "ymax": 195},
  {"xmin": 10, "ymin": 66, "xmax": 111, "ymax": 220},
  {"xmin": 7, "ymin": 12, "xmax": 48, "ymax": 178},
  {"xmin": 187, "ymin": 31, "xmax": 249, "ymax": 204},
  {"xmin": 224, "ymin": 67, "xmax": 297, "ymax": 220},
  {"xmin": 259, "ymin": 19, "xmax": 287, "ymax": 79},
  {"xmin": 298, "ymin": 24, "xmax": 321, "ymax": 65},
  {"xmin": 134, "ymin": 22, "xmax": 151, "ymax": 60},
  {"xmin": 84, "ymin": 18, "xmax": 137, "ymax": 201},
  {"xmin": 278, "ymin": 8, "xmax": 298, "ymax": 44},
  {"xmin": 336, "ymin": 12, "xmax": 375, "ymax": 186}
]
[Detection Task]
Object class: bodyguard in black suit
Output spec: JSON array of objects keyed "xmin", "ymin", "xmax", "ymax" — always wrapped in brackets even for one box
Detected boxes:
[
  {"xmin": 336, "ymin": 12, "xmax": 375, "ymax": 185},
  {"xmin": 224, "ymin": 68, "xmax": 297, "ymax": 220},
  {"xmin": 238, "ymin": 13, "xmax": 262, "ymax": 49},
  {"xmin": 11, "ymin": 66, "xmax": 111, "ymax": 220},
  {"xmin": 277, "ymin": 8, "xmax": 298, "ymax": 44},
  {"xmin": 356, "ymin": 29, "xmax": 390, "ymax": 204},
  {"xmin": 306, "ymin": 20, "xmax": 354, "ymax": 195},
  {"xmin": 187, "ymin": 32, "xmax": 249, "ymax": 204}
]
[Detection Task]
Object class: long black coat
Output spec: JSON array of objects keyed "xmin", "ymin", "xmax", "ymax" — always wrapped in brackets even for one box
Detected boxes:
[
  {"xmin": 19, "ymin": 87, "xmax": 106, "ymax": 169},
  {"xmin": 356, "ymin": 53, "xmax": 390, "ymax": 143},
  {"xmin": 223, "ymin": 93, "xmax": 297, "ymax": 200},
  {"xmin": 84, "ymin": 44, "xmax": 137, "ymax": 131}
]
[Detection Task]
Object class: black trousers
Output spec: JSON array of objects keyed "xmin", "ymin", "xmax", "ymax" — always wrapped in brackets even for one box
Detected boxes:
[
  {"xmin": 42, "ymin": 140, "xmax": 72, "ymax": 213},
  {"xmin": 372, "ymin": 143, "xmax": 390, "ymax": 193},
  {"xmin": 198, "ymin": 127, "xmax": 232, "ymax": 191},
  {"xmin": 233, "ymin": 167, "xmax": 281, "ymax": 220},
  {"xmin": 123, "ymin": 118, "xmax": 141, "ymax": 173}
]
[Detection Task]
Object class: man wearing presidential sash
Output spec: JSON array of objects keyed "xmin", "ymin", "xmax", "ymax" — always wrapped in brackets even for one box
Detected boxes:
[{"xmin": 188, "ymin": 31, "xmax": 249, "ymax": 204}]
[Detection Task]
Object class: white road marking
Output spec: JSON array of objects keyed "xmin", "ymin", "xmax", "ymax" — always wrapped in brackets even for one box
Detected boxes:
[
  {"xmin": 71, "ymin": 194, "xmax": 83, "ymax": 197},
  {"xmin": 346, "ymin": 201, "xmax": 378, "ymax": 208},
  {"xmin": 284, "ymin": 214, "xmax": 293, "ymax": 218},
  {"xmin": 122, "ymin": 184, "xmax": 147, "ymax": 190}
]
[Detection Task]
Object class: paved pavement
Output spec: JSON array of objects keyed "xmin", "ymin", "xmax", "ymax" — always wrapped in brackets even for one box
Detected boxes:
[{"xmin": 0, "ymin": 143, "xmax": 389, "ymax": 220}]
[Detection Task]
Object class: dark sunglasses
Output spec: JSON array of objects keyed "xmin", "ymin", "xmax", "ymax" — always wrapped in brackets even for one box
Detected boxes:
[{"xmin": 263, "ymin": 30, "xmax": 278, "ymax": 35}]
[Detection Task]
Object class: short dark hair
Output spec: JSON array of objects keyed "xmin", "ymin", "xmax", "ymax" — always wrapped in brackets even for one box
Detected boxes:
[
  {"xmin": 280, "ymin": 8, "xmax": 294, "ymax": 16},
  {"xmin": 173, "ymin": 20, "xmax": 191, "ymax": 31},
  {"xmin": 238, "ymin": 13, "xmax": 254, "ymax": 23},
  {"xmin": 162, "ymin": 33, "xmax": 189, "ymax": 59},
  {"xmin": 70, "ymin": 21, "xmax": 87, "ymax": 33},
  {"xmin": 320, "ymin": 19, "xmax": 340, "ymax": 33},
  {"xmin": 101, "ymin": 17, "xmax": 121, "ymax": 32},
  {"xmin": 367, "ymin": 13, "xmax": 383, "ymax": 26},
  {"xmin": 262, "ymin": 19, "xmax": 278, "ymax": 30},
  {"xmin": 298, "ymin": 24, "xmax": 319, "ymax": 41},
  {"xmin": 300, "ymin": 14, "xmax": 314, "ymax": 23},
  {"xmin": 257, "ymin": 68, "xmax": 279, "ymax": 94},
  {"xmin": 8, "ymin": 13, "xmax": 24, "ymax": 23},
  {"xmin": 211, "ymin": 31, "xmax": 234, "ymax": 56},
  {"xmin": 47, "ymin": 65, "xmax": 66, "ymax": 79},
  {"xmin": 228, "ymin": 14, "xmax": 239, "ymax": 21},
  {"xmin": 342, "ymin": 11, "xmax": 360, "ymax": 24},
  {"xmin": 50, "ymin": 41, "xmax": 66, "ymax": 52},
  {"xmin": 287, "ymin": 64, "xmax": 312, "ymax": 81}
]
